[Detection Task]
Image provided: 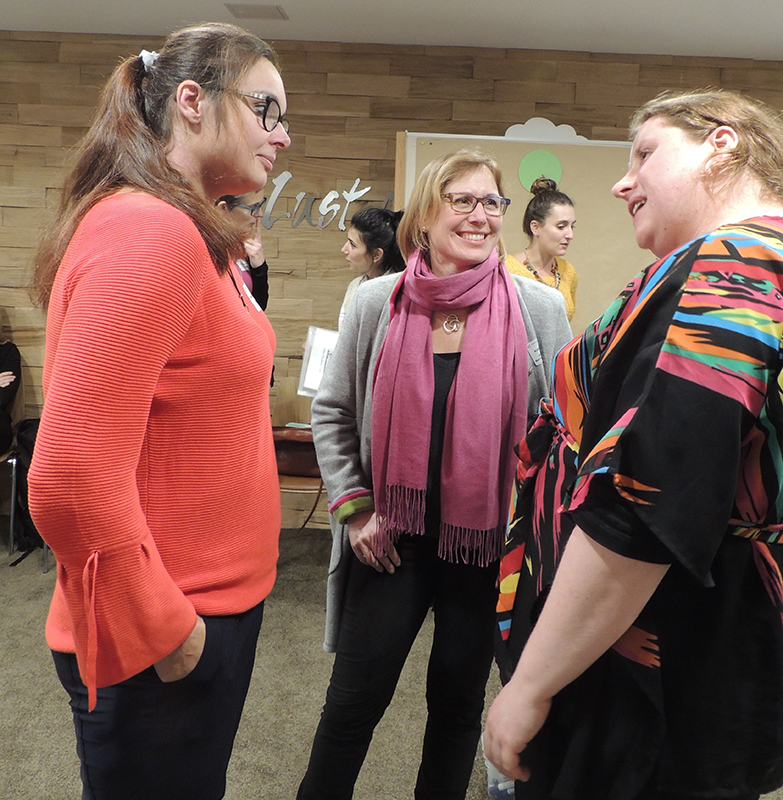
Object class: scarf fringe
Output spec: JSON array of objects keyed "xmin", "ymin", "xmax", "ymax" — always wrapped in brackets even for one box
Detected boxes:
[
  {"xmin": 377, "ymin": 483, "xmax": 505, "ymax": 567},
  {"xmin": 376, "ymin": 484, "xmax": 426, "ymax": 555},
  {"xmin": 438, "ymin": 521, "xmax": 506, "ymax": 567}
]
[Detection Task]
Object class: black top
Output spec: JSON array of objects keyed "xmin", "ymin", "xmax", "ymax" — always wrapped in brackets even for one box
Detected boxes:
[
  {"xmin": 249, "ymin": 260, "xmax": 269, "ymax": 311},
  {"xmin": 424, "ymin": 351, "xmax": 460, "ymax": 538},
  {"xmin": 0, "ymin": 340, "xmax": 21, "ymax": 452}
]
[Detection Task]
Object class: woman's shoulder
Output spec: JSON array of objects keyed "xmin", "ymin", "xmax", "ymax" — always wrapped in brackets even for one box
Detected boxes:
[
  {"xmin": 509, "ymin": 272, "xmax": 571, "ymax": 348},
  {"xmin": 504, "ymin": 253, "xmax": 525, "ymax": 275},
  {"xmin": 77, "ymin": 193, "xmax": 205, "ymax": 258},
  {"xmin": 354, "ymin": 272, "xmax": 400, "ymax": 308},
  {"xmin": 556, "ymin": 257, "xmax": 577, "ymax": 275},
  {"xmin": 509, "ymin": 271, "xmax": 564, "ymax": 309},
  {"xmin": 91, "ymin": 191, "xmax": 181, "ymax": 214},
  {"xmin": 85, "ymin": 192, "xmax": 199, "ymax": 236}
]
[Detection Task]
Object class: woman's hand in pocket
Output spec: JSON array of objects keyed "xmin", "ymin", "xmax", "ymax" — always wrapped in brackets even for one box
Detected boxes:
[{"xmin": 154, "ymin": 616, "xmax": 206, "ymax": 682}]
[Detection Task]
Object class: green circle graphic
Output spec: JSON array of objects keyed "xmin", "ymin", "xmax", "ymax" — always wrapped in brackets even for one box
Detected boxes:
[{"xmin": 518, "ymin": 150, "xmax": 563, "ymax": 191}]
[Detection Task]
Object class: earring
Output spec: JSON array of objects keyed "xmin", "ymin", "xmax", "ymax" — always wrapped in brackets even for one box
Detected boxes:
[{"xmin": 422, "ymin": 227, "xmax": 428, "ymax": 233}]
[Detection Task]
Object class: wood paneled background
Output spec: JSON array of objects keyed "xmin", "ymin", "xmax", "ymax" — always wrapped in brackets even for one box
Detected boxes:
[{"xmin": 2, "ymin": 29, "xmax": 783, "ymax": 422}]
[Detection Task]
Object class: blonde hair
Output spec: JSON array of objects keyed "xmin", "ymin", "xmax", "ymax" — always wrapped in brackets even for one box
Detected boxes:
[
  {"xmin": 629, "ymin": 89, "xmax": 783, "ymax": 201},
  {"xmin": 397, "ymin": 148, "xmax": 507, "ymax": 261}
]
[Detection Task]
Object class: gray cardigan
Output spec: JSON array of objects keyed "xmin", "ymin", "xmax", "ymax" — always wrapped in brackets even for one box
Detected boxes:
[{"xmin": 311, "ymin": 271, "xmax": 572, "ymax": 651}]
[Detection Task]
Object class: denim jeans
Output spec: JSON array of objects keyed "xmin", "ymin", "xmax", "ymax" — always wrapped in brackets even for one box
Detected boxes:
[
  {"xmin": 298, "ymin": 534, "xmax": 499, "ymax": 800},
  {"xmin": 53, "ymin": 600, "xmax": 265, "ymax": 800}
]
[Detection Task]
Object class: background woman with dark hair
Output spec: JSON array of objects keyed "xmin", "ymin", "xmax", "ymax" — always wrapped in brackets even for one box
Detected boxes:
[
  {"xmin": 338, "ymin": 206, "xmax": 405, "ymax": 329},
  {"xmin": 506, "ymin": 177, "xmax": 578, "ymax": 320},
  {"xmin": 216, "ymin": 193, "xmax": 270, "ymax": 310},
  {"xmin": 27, "ymin": 21, "xmax": 290, "ymax": 800},
  {"xmin": 0, "ymin": 339, "xmax": 21, "ymax": 452}
]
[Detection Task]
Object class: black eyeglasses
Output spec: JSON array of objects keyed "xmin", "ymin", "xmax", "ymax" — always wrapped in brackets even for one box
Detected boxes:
[
  {"xmin": 442, "ymin": 192, "xmax": 511, "ymax": 217},
  {"xmin": 234, "ymin": 91, "xmax": 290, "ymax": 133},
  {"xmin": 236, "ymin": 202, "xmax": 265, "ymax": 218}
]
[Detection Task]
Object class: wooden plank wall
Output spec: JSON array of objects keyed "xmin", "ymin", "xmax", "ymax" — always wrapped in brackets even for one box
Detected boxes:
[{"xmin": 2, "ymin": 29, "xmax": 783, "ymax": 421}]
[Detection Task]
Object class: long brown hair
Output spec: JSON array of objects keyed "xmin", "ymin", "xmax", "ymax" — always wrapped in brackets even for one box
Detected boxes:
[{"xmin": 33, "ymin": 22, "xmax": 280, "ymax": 308}]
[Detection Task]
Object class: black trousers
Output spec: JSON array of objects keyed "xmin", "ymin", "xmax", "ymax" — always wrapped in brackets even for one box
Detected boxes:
[
  {"xmin": 298, "ymin": 535, "xmax": 499, "ymax": 800},
  {"xmin": 53, "ymin": 599, "xmax": 265, "ymax": 800}
]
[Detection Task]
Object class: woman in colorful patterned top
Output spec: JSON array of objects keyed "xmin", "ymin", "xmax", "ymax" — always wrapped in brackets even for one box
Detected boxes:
[
  {"xmin": 485, "ymin": 89, "xmax": 783, "ymax": 800},
  {"xmin": 505, "ymin": 178, "xmax": 578, "ymax": 320}
]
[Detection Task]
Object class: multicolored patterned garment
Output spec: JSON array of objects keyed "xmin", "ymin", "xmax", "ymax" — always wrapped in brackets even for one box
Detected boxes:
[{"xmin": 496, "ymin": 218, "xmax": 783, "ymax": 799}]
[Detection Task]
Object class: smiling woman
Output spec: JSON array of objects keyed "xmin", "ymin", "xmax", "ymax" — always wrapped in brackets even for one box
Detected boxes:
[
  {"xmin": 487, "ymin": 89, "xmax": 783, "ymax": 800},
  {"xmin": 298, "ymin": 149, "xmax": 571, "ymax": 800},
  {"xmin": 27, "ymin": 22, "xmax": 290, "ymax": 800}
]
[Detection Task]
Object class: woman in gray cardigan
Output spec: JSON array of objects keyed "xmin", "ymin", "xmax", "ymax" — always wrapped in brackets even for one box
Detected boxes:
[{"xmin": 299, "ymin": 149, "xmax": 571, "ymax": 800}]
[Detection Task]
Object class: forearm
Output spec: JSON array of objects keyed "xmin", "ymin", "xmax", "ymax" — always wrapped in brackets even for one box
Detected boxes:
[{"xmin": 510, "ymin": 527, "xmax": 669, "ymax": 700}]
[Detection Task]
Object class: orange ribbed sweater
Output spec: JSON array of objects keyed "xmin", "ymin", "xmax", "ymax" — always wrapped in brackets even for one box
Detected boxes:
[{"xmin": 28, "ymin": 194, "xmax": 280, "ymax": 706}]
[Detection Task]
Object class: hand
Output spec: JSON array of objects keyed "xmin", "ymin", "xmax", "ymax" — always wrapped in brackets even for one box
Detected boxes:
[
  {"xmin": 483, "ymin": 678, "xmax": 552, "ymax": 783},
  {"xmin": 153, "ymin": 616, "xmax": 206, "ymax": 682},
  {"xmin": 0, "ymin": 371, "xmax": 16, "ymax": 388},
  {"xmin": 244, "ymin": 238, "xmax": 266, "ymax": 268},
  {"xmin": 347, "ymin": 510, "xmax": 401, "ymax": 574}
]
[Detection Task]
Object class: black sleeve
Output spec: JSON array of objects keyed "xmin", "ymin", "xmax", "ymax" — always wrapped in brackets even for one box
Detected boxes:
[
  {"xmin": 250, "ymin": 261, "xmax": 269, "ymax": 311},
  {"xmin": 0, "ymin": 341, "xmax": 21, "ymax": 410},
  {"xmin": 570, "ymin": 474, "xmax": 673, "ymax": 565}
]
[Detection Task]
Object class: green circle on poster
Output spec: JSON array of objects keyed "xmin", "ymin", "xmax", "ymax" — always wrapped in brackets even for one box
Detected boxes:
[{"xmin": 518, "ymin": 150, "xmax": 563, "ymax": 191}]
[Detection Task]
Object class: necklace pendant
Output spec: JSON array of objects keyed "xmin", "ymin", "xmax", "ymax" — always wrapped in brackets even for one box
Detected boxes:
[{"xmin": 442, "ymin": 313, "xmax": 461, "ymax": 334}]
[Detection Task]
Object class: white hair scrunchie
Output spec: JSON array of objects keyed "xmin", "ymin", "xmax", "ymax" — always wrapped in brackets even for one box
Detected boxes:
[{"xmin": 139, "ymin": 50, "xmax": 160, "ymax": 73}]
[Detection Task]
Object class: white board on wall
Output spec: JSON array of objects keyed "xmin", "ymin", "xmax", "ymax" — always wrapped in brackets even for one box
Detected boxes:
[{"xmin": 396, "ymin": 120, "xmax": 651, "ymax": 334}]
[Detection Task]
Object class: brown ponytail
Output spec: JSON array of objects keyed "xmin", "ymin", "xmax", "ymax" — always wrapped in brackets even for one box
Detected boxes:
[{"xmin": 33, "ymin": 22, "xmax": 279, "ymax": 308}]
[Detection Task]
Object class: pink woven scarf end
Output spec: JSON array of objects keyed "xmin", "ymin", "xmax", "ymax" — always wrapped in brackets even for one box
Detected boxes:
[{"xmin": 438, "ymin": 522, "xmax": 505, "ymax": 567}]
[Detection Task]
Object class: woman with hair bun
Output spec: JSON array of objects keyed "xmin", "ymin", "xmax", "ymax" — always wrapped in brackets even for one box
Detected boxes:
[
  {"xmin": 27, "ymin": 21, "xmax": 290, "ymax": 800},
  {"xmin": 506, "ymin": 177, "xmax": 578, "ymax": 320},
  {"xmin": 338, "ymin": 206, "xmax": 405, "ymax": 329}
]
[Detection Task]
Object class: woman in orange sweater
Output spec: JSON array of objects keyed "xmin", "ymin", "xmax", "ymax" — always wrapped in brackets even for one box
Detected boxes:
[{"xmin": 27, "ymin": 22, "xmax": 290, "ymax": 800}]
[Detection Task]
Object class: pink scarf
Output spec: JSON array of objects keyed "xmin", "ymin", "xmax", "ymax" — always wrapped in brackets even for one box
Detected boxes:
[{"xmin": 371, "ymin": 248, "xmax": 528, "ymax": 566}]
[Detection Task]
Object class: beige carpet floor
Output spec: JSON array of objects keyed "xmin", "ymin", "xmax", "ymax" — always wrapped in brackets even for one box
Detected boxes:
[
  {"xmin": 0, "ymin": 527, "xmax": 497, "ymax": 800},
  {"xmin": 2, "ymin": 525, "xmax": 782, "ymax": 800}
]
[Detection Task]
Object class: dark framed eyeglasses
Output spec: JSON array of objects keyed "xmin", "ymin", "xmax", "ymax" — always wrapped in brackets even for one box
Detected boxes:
[
  {"xmin": 236, "ymin": 202, "xmax": 265, "ymax": 218},
  {"xmin": 442, "ymin": 192, "xmax": 511, "ymax": 217},
  {"xmin": 234, "ymin": 91, "xmax": 290, "ymax": 133}
]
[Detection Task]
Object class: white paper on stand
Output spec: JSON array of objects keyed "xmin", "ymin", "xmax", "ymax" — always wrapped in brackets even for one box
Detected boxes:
[{"xmin": 298, "ymin": 326, "xmax": 340, "ymax": 397}]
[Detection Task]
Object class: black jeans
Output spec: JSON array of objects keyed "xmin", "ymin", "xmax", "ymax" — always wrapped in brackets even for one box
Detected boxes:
[
  {"xmin": 53, "ymin": 600, "xmax": 265, "ymax": 800},
  {"xmin": 298, "ymin": 535, "xmax": 499, "ymax": 800}
]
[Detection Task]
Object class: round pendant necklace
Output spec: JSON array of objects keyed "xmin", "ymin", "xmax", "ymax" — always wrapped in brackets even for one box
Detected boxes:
[
  {"xmin": 438, "ymin": 312, "xmax": 462, "ymax": 333},
  {"xmin": 523, "ymin": 250, "xmax": 561, "ymax": 289}
]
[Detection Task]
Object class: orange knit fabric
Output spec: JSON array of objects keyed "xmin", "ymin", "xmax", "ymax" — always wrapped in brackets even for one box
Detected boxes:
[{"xmin": 28, "ymin": 194, "xmax": 281, "ymax": 708}]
